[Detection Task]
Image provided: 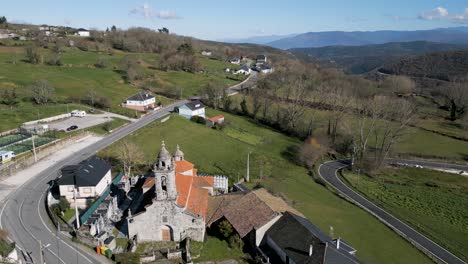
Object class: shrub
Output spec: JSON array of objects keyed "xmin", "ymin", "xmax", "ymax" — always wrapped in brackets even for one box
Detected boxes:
[
  {"xmin": 218, "ymin": 220, "xmax": 233, "ymax": 238},
  {"xmin": 190, "ymin": 116, "xmax": 205, "ymax": 124},
  {"xmin": 58, "ymin": 197, "xmax": 70, "ymax": 211},
  {"xmin": 95, "ymin": 57, "xmax": 109, "ymax": 68},
  {"xmin": 228, "ymin": 234, "xmax": 244, "ymax": 250}
]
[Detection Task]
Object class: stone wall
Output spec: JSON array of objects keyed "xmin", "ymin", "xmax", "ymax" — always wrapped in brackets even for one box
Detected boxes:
[{"xmin": 129, "ymin": 200, "xmax": 205, "ymax": 242}]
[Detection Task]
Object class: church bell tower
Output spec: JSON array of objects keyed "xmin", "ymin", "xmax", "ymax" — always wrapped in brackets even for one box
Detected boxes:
[{"xmin": 154, "ymin": 141, "xmax": 177, "ymax": 200}]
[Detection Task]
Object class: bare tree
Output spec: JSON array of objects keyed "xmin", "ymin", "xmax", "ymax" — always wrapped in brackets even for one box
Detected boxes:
[
  {"xmin": 30, "ymin": 80, "xmax": 55, "ymax": 104},
  {"xmin": 117, "ymin": 140, "xmax": 145, "ymax": 177},
  {"xmin": 353, "ymin": 96, "xmax": 415, "ymax": 169},
  {"xmin": 25, "ymin": 45, "xmax": 40, "ymax": 64},
  {"xmin": 441, "ymin": 83, "xmax": 468, "ymax": 121},
  {"xmin": 382, "ymin": 75, "xmax": 415, "ymax": 95}
]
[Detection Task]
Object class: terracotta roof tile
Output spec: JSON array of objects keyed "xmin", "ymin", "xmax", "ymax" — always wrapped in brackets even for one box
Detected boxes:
[
  {"xmin": 175, "ymin": 160, "xmax": 194, "ymax": 174},
  {"xmin": 208, "ymin": 115, "xmax": 224, "ymax": 122}
]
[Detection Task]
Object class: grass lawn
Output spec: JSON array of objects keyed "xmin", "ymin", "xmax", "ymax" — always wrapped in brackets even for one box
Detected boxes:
[
  {"xmin": 191, "ymin": 236, "xmax": 245, "ymax": 262},
  {"xmin": 85, "ymin": 118, "xmax": 130, "ymax": 135},
  {"xmin": 62, "ymin": 208, "xmax": 76, "ymax": 222},
  {"xmin": 99, "ymin": 109, "xmax": 431, "ymax": 264},
  {"xmin": 342, "ymin": 167, "xmax": 468, "ymax": 262},
  {"xmin": 0, "ymin": 46, "xmax": 242, "ymax": 122}
]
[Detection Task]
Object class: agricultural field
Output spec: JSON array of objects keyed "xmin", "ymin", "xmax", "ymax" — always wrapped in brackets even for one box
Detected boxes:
[
  {"xmin": 0, "ymin": 134, "xmax": 30, "ymax": 148},
  {"xmin": 343, "ymin": 167, "xmax": 468, "ymax": 262},
  {"xmin": 0, "ymin": 45, "xmax": 242, "ymax": 130},
  {"xmin": 99, "ymin": 109, "xmax": 431, "ymax": 264}
]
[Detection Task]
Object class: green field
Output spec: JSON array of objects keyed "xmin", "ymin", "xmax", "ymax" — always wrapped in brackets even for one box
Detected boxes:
[
  {"xmin": 99, "ymin": 109, "xmax": 431, "ymax": 264},
  {"xmin": 343, "ymin": 167, "xmax": 468, "ymax": 262},
  {"xmin": 84, "ymin": 118, "xmax": 130, "ymax": 135},
  {"xmin": 190, "ymin": 236, "xmax": 245, "ymax": 262}
]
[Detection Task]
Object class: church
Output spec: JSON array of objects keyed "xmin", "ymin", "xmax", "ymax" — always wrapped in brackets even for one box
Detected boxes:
[{"xmin": 128, "ymin": 142, "xmax": 227, "ymax": 242}]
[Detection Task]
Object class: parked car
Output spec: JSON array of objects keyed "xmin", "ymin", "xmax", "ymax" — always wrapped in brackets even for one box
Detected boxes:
[{"xmin": 67, "ymin": 125, "xmax": 78, "ymax": 131}]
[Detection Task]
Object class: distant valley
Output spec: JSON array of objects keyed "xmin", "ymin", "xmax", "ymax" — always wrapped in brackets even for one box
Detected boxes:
[{"xmin": 290, "ymin": 41, "xmax": 468, "ymax": 74}]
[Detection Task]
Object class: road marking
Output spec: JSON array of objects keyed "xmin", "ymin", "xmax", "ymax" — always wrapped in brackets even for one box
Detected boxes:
[
  {"xmin": 318, "ymin": 161, "xmax": 465, "ymax": 264},
  {"xmin": 37, "ymin": 191, "xmax": 93, "ymax": 264}
]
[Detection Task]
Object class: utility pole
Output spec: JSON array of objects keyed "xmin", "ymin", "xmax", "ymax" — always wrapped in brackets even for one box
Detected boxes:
[
  {"xmin": 39, "ymin": 240, "xmax": 44, "ymax": 264},
  {"xmin": 74, "ymin": 187, "xmax": 80, "ymax": 229},
  {"xmin": 31, "ymin": 134, "xmax": 37, "ymax": 162},
  {"xmin": 246, "ymin": 150, "xmax": 252, "ymax": 182}
]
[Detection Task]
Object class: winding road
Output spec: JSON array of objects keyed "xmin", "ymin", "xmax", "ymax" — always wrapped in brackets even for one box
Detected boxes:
[
  {"xmin": 0, "ymin": 101, "xmax": 186, "ymax": 264},
  {"xmin": 318, "ymin": 159, "xmax": 468, "ymax": 264}
]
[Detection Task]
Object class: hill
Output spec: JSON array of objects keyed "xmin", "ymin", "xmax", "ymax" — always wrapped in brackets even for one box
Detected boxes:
[
  {"xmin": 268, "ymin": 27, "xmax": 468, "ymax": 49},
  {"xmin": 380, "ymin": 50, "xmax": 468, "ymax": 82},
  {"xmin": 290, "ymin": 41, "xmax": 468, "ymax": 74}
]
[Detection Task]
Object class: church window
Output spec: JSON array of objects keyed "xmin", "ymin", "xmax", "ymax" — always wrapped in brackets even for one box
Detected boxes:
[{"xmin": 161, "ymin": 176, "xmax": 167, "ymax": 192}]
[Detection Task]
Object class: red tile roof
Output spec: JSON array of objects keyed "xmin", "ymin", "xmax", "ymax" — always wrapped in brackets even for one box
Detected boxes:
[
  {"xmin": 142, "ymin": 177, "xmax": 155, "ymax": 189},
  {"xmin": 175, "ymin": 160, "xmax": 195, "ymax": 174},
  {"xmin": 174, "ymin": 160, "xmax": 214, "ymax": 219},
  {"xmin": 208, "ymin": 115, "xmax": 224, "ymax": 122}
]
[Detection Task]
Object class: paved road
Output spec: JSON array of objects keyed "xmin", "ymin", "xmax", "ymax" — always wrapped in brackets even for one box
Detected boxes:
[
  {"xmin": 0, "ymin": 100, "xmax": 186, "ymax": 264},
  {"xmin": 318, "ymin": 160, "xmax": 467, "ymax": 264},
  {"xmin": 228, "ymin": 71, "xmax": 258, "ymax": 95}
]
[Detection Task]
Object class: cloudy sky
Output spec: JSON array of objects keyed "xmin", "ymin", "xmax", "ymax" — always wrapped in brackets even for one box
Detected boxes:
[{"xmin": 2, "ymin": 0, "xmax": 468, "ymax": 40}]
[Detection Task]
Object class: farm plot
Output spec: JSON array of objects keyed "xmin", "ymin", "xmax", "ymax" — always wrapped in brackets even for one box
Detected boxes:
[{"xmin": 0, "ymin": 134, "xmax": 31, "ymax": 148}]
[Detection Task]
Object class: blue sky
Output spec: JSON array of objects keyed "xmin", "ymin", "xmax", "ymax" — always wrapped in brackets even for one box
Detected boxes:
[{"xmin": 2, "ymin": 0, "xmax": 468, "ymax": 40}]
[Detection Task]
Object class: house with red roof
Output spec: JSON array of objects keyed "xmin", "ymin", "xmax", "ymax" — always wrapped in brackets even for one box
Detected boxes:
[{"xmin": 128, "ymin": 142, "xmax": 228, "ymax": 242}]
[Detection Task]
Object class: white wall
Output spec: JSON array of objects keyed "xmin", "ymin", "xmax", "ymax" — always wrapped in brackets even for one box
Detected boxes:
[
  {"xmin": 179, "ymin": 107, "xmax": 205, "ymax": 118},
  {"xmin": 256, "ymin": 215, "xmax": 282, "ymax": 246},
  {"xmin": 59, "ymin": 170, "xmax": 111, "ymax": 199},
  {"xmin": 126, "ymin": 97, "xmax": 155, "ymax": 106},
  {"xmin": 78, "ymin": 31, "xmax": 90, "ymax": 37}
]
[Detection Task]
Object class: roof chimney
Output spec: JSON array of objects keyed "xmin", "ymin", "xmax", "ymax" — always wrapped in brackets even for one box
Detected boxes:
[
  {"xmin": 309, "ymin": 244, "xmax": 313, "ymax": 256},
  {"xmin": 337, "ymin": 237, "xmax": 341, "ymax": 249}
]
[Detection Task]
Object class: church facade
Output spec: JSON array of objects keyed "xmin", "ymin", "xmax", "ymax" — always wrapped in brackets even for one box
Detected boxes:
[{"xmin": 128, "ymin": 142, "xmax": 221, "ymax": 242}]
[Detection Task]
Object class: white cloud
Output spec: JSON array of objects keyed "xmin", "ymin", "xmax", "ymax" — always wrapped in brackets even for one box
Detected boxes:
[
  {"xmin": 452, "ymin": 8, "xmax": 468, "ymax": 23},
  {"xmin": 418, "ymin": 6, "xmax": 449, "ymax": 20},
  {"xmin": 130, "ymin": 3, "xmax": 180, "ymax": 20},
  {"xmin": 156, "ymin": 11, "xmax": 180, "ymax": 20}
]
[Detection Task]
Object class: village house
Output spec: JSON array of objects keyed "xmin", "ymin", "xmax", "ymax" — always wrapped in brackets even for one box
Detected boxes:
[
  {"xmin": 178, "ymin": 100, "xmax": 206, "ymax": 119},
  {"xmin": 201, "ymin": 50, "xmax": 213, "ymax": 56},
  {"xmin": 57, "ymin": 156, "xmax": 112, "ymax": 209},
  {"xmin": 76, "ymin": 28, "xmax": 90, "ymax": 37},
  {"xmin": 256, "ymin": 54, "xmax": 267, "ymax": 65},
  {"xmin": 127, "ymin": 143, "xmax": 228, "ymax": 242},
  {"xmin": 260, "ymin": 212, "xmax": 359, "ymax": 264},
  {"xmin": 234, "ymin": 65, "xmax": 252, "ymax": 75},
  {"xmin": 122, "ymin": 92, "xmax": 156, "ymax": 112},
  {"xmin": 206, "ymin": 115, "xmax": 225, "ymax": 127},
  {"xmin": 257, "ymin": 64, "xmax": 274, "ymax": 74},
  {"xmin": 230, "ymin": 58, "xmax": 241, "ymax": 65}
]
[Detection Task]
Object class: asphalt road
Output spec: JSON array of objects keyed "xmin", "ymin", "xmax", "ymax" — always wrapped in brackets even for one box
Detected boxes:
[
  {"xmin": 0, "ymin": 100, "xmax": 186, "ymax": 264},
  {"xmin": 318, "ymin": 160, "xmax": 467, "ymax": 264}
]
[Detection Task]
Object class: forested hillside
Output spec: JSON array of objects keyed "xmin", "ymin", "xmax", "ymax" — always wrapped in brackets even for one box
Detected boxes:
[
  {"xmin": 291, "ymin": 41, "xmax": 468, "ymax": 74},
  {"xmin": 380, "ymin": 50, "xmax": 468, "ymax": 82}
]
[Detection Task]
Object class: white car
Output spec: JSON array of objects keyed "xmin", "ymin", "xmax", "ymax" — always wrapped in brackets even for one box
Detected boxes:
[{"xmin": 71, "ymin": 110, "xmax": 86, "ymax": 118}]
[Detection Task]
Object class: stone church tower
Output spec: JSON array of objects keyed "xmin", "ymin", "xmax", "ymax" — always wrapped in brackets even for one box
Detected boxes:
[{"xmin": 154, "ymin": 141, "xmax": 177, "ymax": 200}]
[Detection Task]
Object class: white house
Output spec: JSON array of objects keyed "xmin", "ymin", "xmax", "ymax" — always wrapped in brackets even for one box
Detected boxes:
[
  {"xmin": 57, "ymin": 156, "xmax": 112, "ymax": 209},
  {"xmin": 256, "ymin": 54, "xmax": 267, "ymax": 65},
  {"xmin": 258, "ymin": 64, "xmax": 274, "ymax": 74},
  {"xmin": 234, "ymin": 65, "xmax": 251, "ymax": 75},
  {"xmin": 122, "ymin": 92, "xmax": 156, "ymax": 111},
  {"xmin": 178, "ymin": 100, "xmax": 205, "ymax": 119},
  {"xmin": 201, "ymin": 50, "xmax": 212, "ymax": 56},
  {"xmin": 230, "ymin": 58, "xmax": 241, "ymax": 65},
  {"xmin": 39, "ymin": 25, "xmax": 50, "ymax": 31},
  {"xmin": 76, "ymin": 28, "xmax": 90, "ymax": 37}
]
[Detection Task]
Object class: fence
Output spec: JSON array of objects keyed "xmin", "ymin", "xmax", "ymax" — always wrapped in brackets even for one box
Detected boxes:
[
  {"xmin": 79, "ymin": 172, "xmax": 125, "ymax": 224},
  {"xmin": 0, "ymin": 131, "xmax": 92, "ymax": 179},
  {"xmin": 23, "ymin": 113, "xmax": 71, "ymax": 126}
]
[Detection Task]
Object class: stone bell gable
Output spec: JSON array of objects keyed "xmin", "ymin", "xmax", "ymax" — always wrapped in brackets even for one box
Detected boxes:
[{"xmin": 128, "ymin": 142, "xmax": 223, "ymax": 242}]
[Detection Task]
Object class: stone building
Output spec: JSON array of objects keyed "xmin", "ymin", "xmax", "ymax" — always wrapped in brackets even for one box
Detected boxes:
[{"xmin": 128, "ymin": 142, "xmax": 227, "ymax": 242}]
